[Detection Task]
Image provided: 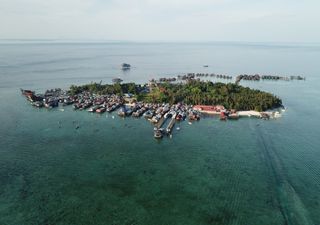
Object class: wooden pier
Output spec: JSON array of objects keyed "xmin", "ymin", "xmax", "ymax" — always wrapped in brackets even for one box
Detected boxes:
[
  {"xmin": 156, "ymin": 117, "xmax": 167, "ymax": 129},
  {"xmin": 166, "ymin": 117, "xmax": 176, "ymax": 134}
]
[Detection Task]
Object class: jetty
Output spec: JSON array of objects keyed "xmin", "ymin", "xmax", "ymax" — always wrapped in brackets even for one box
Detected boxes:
[{"xmin": 166, "ymin": 116, "xmax": 176, "ymax": 134}]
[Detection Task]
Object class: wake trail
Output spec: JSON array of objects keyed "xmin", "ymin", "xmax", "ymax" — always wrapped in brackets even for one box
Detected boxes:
[{"xmin": 254, "ymin": 122, "xmax": 314, "ymax": 225}]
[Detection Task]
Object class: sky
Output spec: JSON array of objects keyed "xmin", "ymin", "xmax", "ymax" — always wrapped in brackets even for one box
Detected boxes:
[{"xmin": 0, "ymin": 0, "xmax": 319, "ymax": 42}]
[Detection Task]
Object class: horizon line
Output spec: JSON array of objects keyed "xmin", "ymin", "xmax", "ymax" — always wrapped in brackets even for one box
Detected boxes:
[{"xmin": 1, "ymin": 39, "xmax": 320, "ymax": 47}]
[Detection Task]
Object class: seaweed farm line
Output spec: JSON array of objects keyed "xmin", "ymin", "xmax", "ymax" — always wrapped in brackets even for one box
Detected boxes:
[{"xmin": 21, "ymin": 88, "xmax": 281, "ymax": 139}]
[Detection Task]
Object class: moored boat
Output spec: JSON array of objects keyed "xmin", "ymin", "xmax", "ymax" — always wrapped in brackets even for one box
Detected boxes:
[
  {"xmin": 96, "ymin": 107, "xmax": 106, "ymax": 113},
  {"xmin": 220, "ymin": 112, "xmax": 227, "ymax": 121},
  {"xmin": 143, "ymin": 110, "xmax": 154, "ymax": 119},
  {"xmin": 20, "ymin": 89, "xmax": 34, "ymax": 97},
  {"xmin": 118, "ymin": 107, "xmax": 126, "ymax": 117},
  {"xmin": 88, "ymin": 105, "xmax": 100, "ymax": 112},
  {"xmin": 154, "ymin": 128, "xmax": 163, "ymax": 139}
]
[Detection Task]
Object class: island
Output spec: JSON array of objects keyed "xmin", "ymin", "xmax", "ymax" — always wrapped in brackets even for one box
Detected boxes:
[
  {"xmin": 21, "ymin": 79, "xmax": 283, "ymax": 139},
  {"xmin": 68, "ymin": 79, "xmax": 282, "ymax": 112}
]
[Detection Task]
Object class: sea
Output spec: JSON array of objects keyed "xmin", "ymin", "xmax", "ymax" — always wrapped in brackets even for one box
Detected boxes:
[{"xmin": 0, "ymin": 41, "xmax": 320, "ymax": 225}]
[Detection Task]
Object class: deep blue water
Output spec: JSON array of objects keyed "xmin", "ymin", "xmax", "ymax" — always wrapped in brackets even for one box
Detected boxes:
[{"xmin": 0, "ymin": 42, "xmax": 320, "ymax": 225}]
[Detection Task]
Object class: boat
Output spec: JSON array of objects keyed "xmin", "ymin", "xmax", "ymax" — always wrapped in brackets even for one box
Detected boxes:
[
  {"xmin": 260, "ymin": 112, "xmax": 270, "ymax": 120},
  {"xmin": 121, "ymin": 63, "xmax": 131, "ymax": 70},
  {"xmin": 88, "ymin": 105, "xmax": 100, "ymax": 112},
  {"xmin": 154, "ymin": 129, "xmax": 163, "ymax": 139},
  {"xmin": 118, "ymin": 107, "xmax": 126, "ymax": 117},
  {"xmin": 176, "ymin": 111, "xmax": 186, "ymax": 121},
  {"xmin": 164, "ymin": 110, "xmax": 175, "ymax": 119},
  {"xmin": 188, "ymin": 112, "xmax": 200, "ymax": 121},
  {"xmin": 44, "ymin": 99, "xmax": 59, "ymax": 108},
  {"xmin": 133, "ymin": 108, "xmax": 145, "ymax": 117},
  {"xmin": 274, "ymin": 111, "xmax": 281, "ymax": 118},
  {"xmin": 112, "ymin": 78, "xmax": 123, "ymax": 84},
  {"xmin": 220, "ymin": 112, "xmax": 227, "ymax": 121},
  {"xmin": 20, "ymin": 89, "xmax": 34, "ymax": 97},
  {"xmin": 96, "ymin": 107, "xmax": 106, "ymax": 113},
  {"xmin": 107, "ymin": 103, "xmax": 119, "ymax": 112},
  {"xmin": 125, "ymin": 107, "xmax": 133, "ymax": 116},
  {"xmin": 143, "ymin": 110, "xmax": 154, "ymax": 119},
  {"xmin": 151, "ymin": 114, "xmax": 162, "ymax": 123}
]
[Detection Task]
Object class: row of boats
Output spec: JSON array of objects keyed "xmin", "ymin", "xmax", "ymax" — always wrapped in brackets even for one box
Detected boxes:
[
  {"xmin": 78, "ymin": 101, "xmax": 201, "ymax": 139},
  {"xmin": 21, "ymin": 89, "xmax": 201, "ymax": 139},
  {"xmin": 22, "ymin": 87, "xmax": 274, "ymax": 139}
]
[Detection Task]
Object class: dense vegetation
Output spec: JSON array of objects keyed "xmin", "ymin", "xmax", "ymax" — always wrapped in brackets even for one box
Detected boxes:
[
  {"xmin": 68, "ymin": 80, "xmax": 282, "ymax": 111},
  {"xmin": 69, "ymin": 82, "xmax": 143, "ymax": 96}
]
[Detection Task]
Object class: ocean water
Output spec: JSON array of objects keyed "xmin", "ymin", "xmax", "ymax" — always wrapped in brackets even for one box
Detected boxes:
[{"xmin": 0, "ymin": 42, "xmax": 320, "ymax": 225}]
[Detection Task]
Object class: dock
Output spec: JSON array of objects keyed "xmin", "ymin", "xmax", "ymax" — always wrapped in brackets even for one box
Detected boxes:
[
  {"xmin": 165, "ymin": 117, "xmax": 176, "ymax": 134},
  {"xmin": 156, "ymin": 116, "xmax": 167, "ymax": 129}
]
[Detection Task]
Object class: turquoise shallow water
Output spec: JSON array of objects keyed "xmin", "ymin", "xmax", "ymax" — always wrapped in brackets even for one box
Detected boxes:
[{"xmin": 1, "ymin": 42, "xmax": 320, "ymax": 225}]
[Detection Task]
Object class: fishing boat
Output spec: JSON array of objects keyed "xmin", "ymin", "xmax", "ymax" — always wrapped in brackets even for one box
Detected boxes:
[
  {"xmin": 118, "ymin": 107, "xmax": 126, "ymax": 117},
  {"xmin": 220, "ymin": 112, "xmax": 227, "ymax": 121},
  {"xmin": 151, "ymin": 114, "xmax": 162, "ymax": 123},
  {"xmin": 176, "ymin": 111, "xmax": 186, "ymax": 121},
  {"xmin": 121, "ymin": 63, "xmax": 131, "ymax": 70},
  {"xmin": 96, "ymin": 107, "xmax": 106, "ymax": 113},
  {"xmin": 107, "ymin": 103, "xmax": 118, "ymax": 112},
  {"xmin": 143, "ymin": 110, "xmax": 154, "ymax": 119},
  {"xmin": 188, "ymin": 111, "xmax": 200, "ymax": 121},
  {"xmin": 154, "ymin": 128, "xmax": 163, "ymax": 139},
  {"xmin": 88, "ymin": 105, "xmax": 100, "ymax": 112},
  {"xmin": 164, "ymin": 110, "xmax": 175, "ymax": 119},
  {"xmin": 112, "ymin": 78, "xmax": 123, "ymax": 83},
  {"xmin": 133, "ymin": 108, "xmax": 145, "ymax": 117},
  {"xmin": 20, "ymin": 89, "xmax": 34, "ymax": 97}
]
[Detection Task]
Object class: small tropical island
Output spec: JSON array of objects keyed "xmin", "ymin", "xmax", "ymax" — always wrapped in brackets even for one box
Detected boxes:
[
  {"xmin": 21, "ymin": 79, "xmax": 283, "ymax": 139},
  {"xmin": 69, "ymin": 79, "xmax": 282, "ymax": 112}
]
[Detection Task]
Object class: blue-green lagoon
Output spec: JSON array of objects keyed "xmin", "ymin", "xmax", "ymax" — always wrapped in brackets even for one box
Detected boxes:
[{"xmin": 0, "ymin": 42, "xmax": 320, "ymax": 225}]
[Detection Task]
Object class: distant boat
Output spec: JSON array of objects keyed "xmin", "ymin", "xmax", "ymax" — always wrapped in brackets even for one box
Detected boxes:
[
  {"xmin": 121, "ymin": 63, "xmax": 131, "ymax": 70},
  {"xmin": 203, "ymin": 65, "xmax": 209, "ymax": 67},
  {"xmin": 20, "ymin": 88, "xmax": 34, "ymax": 97},
  {"xmin": 112, "ymin": 78, "xmax": 123, "ymax": 83}
]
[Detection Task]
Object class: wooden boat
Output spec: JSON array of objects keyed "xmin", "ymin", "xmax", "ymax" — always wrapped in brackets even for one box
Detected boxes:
[
  {"xmin": 220, "ymin": 112, "xmax": 227, "ymax": 121},
  {"xmin": 20, "ymin": 89, "xmax": 34, "ymax": 97},
  {"xmin": 118, "ymin": 107, "xmax": 126, "ymax": 117},
  {"xmin": 188, "ymin": 112, "xmax": 200, "ymax": 121},
  {"xmin": 88, "ymin": 105, "xmax": 99, "ymax": 112},
  {"xmin": 143, "ymin": 110, "xmax": 154, "ymax": 119},
  {"xmin": 154, "ymin": 128, "xmax": 163, "ymax": 139},
  {"xmin": 96, "ymin": 107, "xmax": 106, "ymax": 113}
]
